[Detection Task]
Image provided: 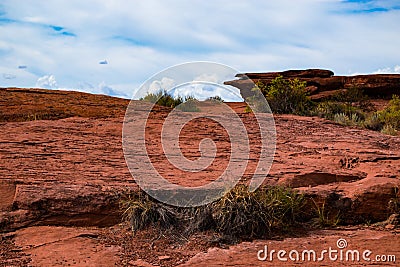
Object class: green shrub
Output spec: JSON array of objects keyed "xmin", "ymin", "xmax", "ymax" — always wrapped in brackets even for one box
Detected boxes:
[
  {"xmin": 381, "ymin": 124, "xmax": 398, "ymax": 136},
  {"xmin": 206, "ymin": 96, "xmax": 224, "ymax": 102},
  {"xmin": 140, "ymin": 91, "xmax": 199, "ymax": 112},
  {"xmin": 176, "ymin": 98, "xmax": 200, "ymax": 112},
  {"xmin": 313, "ymin": 101, "xmax": 365, "ymax": 121},
  {"xmin": 377, "ymin": 95, "xmax": 400, "ymax": 130},
  {"xmin": 244, "ymin": 105, "xmax": 253, "ymax": 113},
  {"xmin": 314, "ymin": 95, "xmax": 400, "ymax": 136},
  {"xmin": 363, "ymin": 113, "xmax": 383, "ymax": 131},
  {"xmin": 254, "ymin": 76, "xmax": 312, "ymax": 115},
  {"xmin": 333, "ymin": 113, "xmax": 361, "ymax": 126},
  {"xmin": 244, "ymin": 83, "xmax": 271, "ymax": 113},
  {"xmin": 140, "ymin": 90, "xmax": 183, "ymax": 108}
]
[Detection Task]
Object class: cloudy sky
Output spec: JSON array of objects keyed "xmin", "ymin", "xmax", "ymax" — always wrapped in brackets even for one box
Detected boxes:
[{"xmin": 0, "ymin": 0, "xmax": 399, "ymax": 99}]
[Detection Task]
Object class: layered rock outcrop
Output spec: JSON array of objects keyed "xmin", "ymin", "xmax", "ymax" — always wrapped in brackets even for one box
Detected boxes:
[{"xmin": 225, "ymin": 69, "xmax": 400, "ymax": 100}]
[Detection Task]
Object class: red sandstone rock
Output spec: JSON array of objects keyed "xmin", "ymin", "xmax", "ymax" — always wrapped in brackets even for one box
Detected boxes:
[
  {"xmin": 0, "ymin": 88, "xmax": 399, "ymax": 266},
  {"xmin": 226, "ymin": 69, "xmax": 400, "ymax": 100}
]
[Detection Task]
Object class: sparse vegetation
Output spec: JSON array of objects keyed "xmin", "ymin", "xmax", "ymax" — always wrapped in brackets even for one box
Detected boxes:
[
  {"xmin": 140, "ymin": 90, "xmax": 183, "ymax": 108},
  {"xmin": 140, "ymin": 90, "xmax": 200, "ymax": 112},
  {"xmin": 206, "ymin": 96, "xmax": 224, "ymax": 102},
  {"xmin": 330, "ymin": 86, "xmax": 375, "ymax": 112},
  {"xmin": 363, "ymin": 113, "xmax": 382, "ymax": 131},
  {"xmin": 377, "ymin": 94, "xmax": 400, "ymax": 132},
  {"xmin": 312, "ymin": 199, "xmax": 341, "ymax": 227},
  {"xmin": 177, "ymin": 96, "xmax": 200, "ymax": 112},
  {"xmin": 246, "ymin": 77, "xmax": 399, "ymax": 135},
  {"xmin": 121, "ymin": 185, "xmax": 305, "ymax": 240},
  {"xmin": 120, "ymin": 190, "xmax": 177, "ymax": 232},
  {"xmin": 381, "ymin": 124, "xmax": 398, "ymax": 136},
  {"xmin": 312, "ymin": 101, "xmax": 365, "ymax": 121},
  {"xmin": 251, "ymin": 76, "xmax": 312, "ymax": 115},
  {"xmin": 312, "ymin": 89, "xmax": 399, "ymax": 135},
  {"xmin": 212, "ymin": 185, "xmax": 305, "ymax": 238},
  {"xmin": 333, "ymin": 113, "xmax": 361, "ymax": 127}
]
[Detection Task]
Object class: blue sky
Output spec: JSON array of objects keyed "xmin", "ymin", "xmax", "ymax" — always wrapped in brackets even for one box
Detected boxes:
[{"xmin": 0, "ymin": 0, "xmax": 399, "ymax": 99}]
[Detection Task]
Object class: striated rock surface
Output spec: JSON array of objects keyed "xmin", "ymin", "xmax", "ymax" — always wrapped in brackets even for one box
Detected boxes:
[
  {"xmin": 180, "ymin": 229, "xmax": 399, "ymax": 266},
  {"xmin": 0, "ymin": 88, "xmax": 399, "ymax": 266},
  {"xmin": 0, "ymin": 93, "xmax": 398, "ymax": 229},
  {"xmin": 225, "ymin": 69, "xmax": 400, "ymax": 100}
]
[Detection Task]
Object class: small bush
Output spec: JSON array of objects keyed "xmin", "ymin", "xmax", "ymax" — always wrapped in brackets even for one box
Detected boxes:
[
  {"xmin": 254, "ymin": 77, "xmax": 312, "ymax": 115},
  {"xmin": 331, "ymin": 86, "xmax": 363, "ymax": 104},
  {"xmin": 333, "ymin": 113, "xmax": 348, "ymax": 126},
  {"xmin": 141, "ymin": 91, "xmax": 199, "ymax": 112},
  {"xmin": 212, "ymin": 185, "xmax": 304, "ymax": 238},
  {"xmin": 330, "ymin": 86, "xmax": 375, "ymax": 112},
  {"xmin": 333, "ymin": 113, "xmax": 361, "ymax": 126},
  {"xmin": 245, "ymin": 84, "xmax": 271, "ymax": 113},
  {"xmin": 363, "ymin": 113, "xmax": 383, "ymax": 131},
  {"xmin": 206, "ymin": 96, "xmax": 224, "ymax": 102},
  {"xmin": 244, "ymin": 105, "xmax": 253, "ymax": 113},
  {"xmin": 121, "ymin": 185, "xmax": 305, "ymax": 240},
  {"xmin": 313, "ymin": 101, "xmax": 366, "ymax": 121},
  {"xmin": 381, "ymin": 124, "xmax": 398, "ymax": 136},
  {"xmin": 120, "ymin": 190, "xmax": 177, "ymax": 232},
  {"xmin": 314, "ymin": 94, "xmax": 399, "ymax": 136},
  {"xmin": 140, "ymin": 90, "xmax": 183, "ymax": 108},
  {"xmin": 176, "ymin": 98, "xmax": 200, "ymax": 112},
  {"xmin": 377, "ymin": 95, "xmax": 400, "ymax": 130}
]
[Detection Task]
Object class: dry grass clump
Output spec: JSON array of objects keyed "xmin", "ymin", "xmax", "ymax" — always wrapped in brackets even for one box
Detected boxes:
[
  {"xmin": 121, "ymin": 185, "xmax": 305, "ymax": 240},
  {"xmin": 212, "ymin": 185, "xmax": 304, "ymax": 238},
  {"xmin": 333, "ymin": 113, "xmax": 361, "ymax": 126}
]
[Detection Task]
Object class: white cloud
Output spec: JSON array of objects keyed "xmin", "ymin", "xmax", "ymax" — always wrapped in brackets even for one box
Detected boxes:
[
  {"xmin": 148, "ymin": 77, "xmax": 176, "ymax": 94},
  {"xmin": 36, "ymin": 74, "xmax": 58, "ymax": 89},
  {"xmin": 171, "ymin": 82, "xmax": 242, "ymax": 102},
  {"xmin": 0, "ymin": 0, "xmax": 399, "ymax": 99},
  {"xmin": 350, "ymin": 65, "xmax": 400, "ymax": 75},
  {"xmin": 373, "ymin": 65, "xmax": 400, "ymax": 74},
  {"xmin": 193, "ymin": 73, "xmax": 220, "ymax": 83}
]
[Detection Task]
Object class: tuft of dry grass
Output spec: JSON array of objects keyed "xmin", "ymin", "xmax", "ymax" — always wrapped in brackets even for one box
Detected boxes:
[{"xmin": 120, "ymin": 185, "xmax": 305, "ymax": 241}]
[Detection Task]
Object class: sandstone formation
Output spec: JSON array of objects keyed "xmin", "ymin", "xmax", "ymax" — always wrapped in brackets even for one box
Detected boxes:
[
  {"xmin": 181, "ymin": 229, "xmax": 399, "ymax": 266},
  {"xmin": 0, "ymin": 88, "xmax": 399, "ymax": 266},
  {"xmin": 225, "ymin": 69, "xmax": 400, "ymax": 100}
]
